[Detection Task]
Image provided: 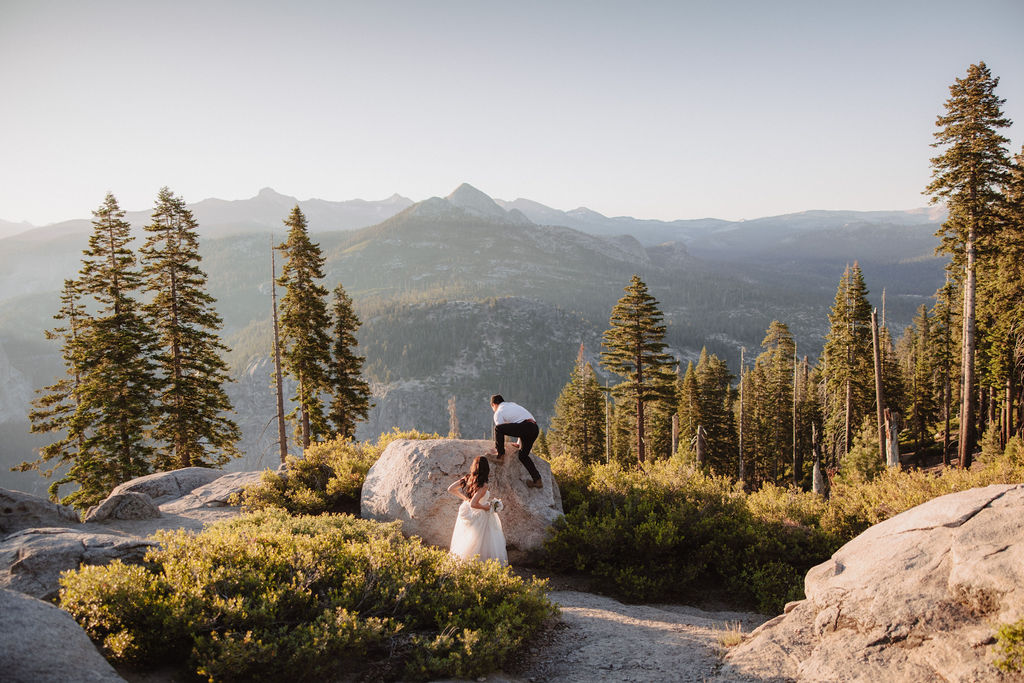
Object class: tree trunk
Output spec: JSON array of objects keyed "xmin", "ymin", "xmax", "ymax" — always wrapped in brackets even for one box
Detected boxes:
[
  {"xmin": 792, "ymin": 352, "xmax": 800, "ymax": 487},
  {"xmin": 300, "ymin": 376, "xmax": 311, "ymax": 450},
  {"xmin": 1006, "ymin": 370, "xmax": 1015, "ymax": 447},
  {"xmin": 694, "ymin": 424, "xmax": 707, "ymax": 468},
  {"xmin": 884, "ymin": 407, "xmax": 901, "ymax": 468},
  {"xmin": 812, "ymin": 423, "xmax": 827, "ymax": 498},
  {"xmin": 271, "ymin": 243, "xmax": 288, "ymax": 463},
  {"xmin": 943, "ymin": 372, "xmax": 951, "ymax": 467},
  {"xmin": 871, "ymin": 309, "xmax": 886, "ymax": 465},
  {"xmin": 636, "ymin": 393, "xmax": 645, "ymax": 466},
  {"xmin": 844, "ymin": 377, "xmax": 853, "ymax": 457},
  {"xmin": 671, "ymin": 413, "xmax": 679, "ymax": 456},
  {"xmin": 959, "ymin": 229, "xmax": 977, "ymax": 468},
  {"xmin": 738, "ymin": 349, "xmax": 745, "ymax": 483}
]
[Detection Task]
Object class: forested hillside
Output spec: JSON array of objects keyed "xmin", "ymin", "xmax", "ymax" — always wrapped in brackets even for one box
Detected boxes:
[{"xmin": 0, "ymin": 184, "xmax": 946, "ymax": 489}]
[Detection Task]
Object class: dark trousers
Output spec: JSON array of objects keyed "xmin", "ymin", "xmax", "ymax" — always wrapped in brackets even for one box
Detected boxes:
[{"xmin": 494, "ymin": 420, "xmax": 541, "ymax": 481}]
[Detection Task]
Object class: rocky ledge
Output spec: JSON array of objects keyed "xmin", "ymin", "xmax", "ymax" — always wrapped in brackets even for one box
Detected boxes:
[{"xmin": 720, "ymin": 484, "xmax": 1024, "ymax": 682}]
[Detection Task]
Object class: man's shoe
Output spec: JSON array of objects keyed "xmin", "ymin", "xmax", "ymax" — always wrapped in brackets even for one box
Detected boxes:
[{"xmin": 526, "ymin": 479, "xmax": 543, "ymax": 489}]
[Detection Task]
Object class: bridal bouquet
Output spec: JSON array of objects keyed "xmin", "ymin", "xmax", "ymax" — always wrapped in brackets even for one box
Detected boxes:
[{"xmin": 490, "ymin": 498, "xmax": 504, "ymax": 513}]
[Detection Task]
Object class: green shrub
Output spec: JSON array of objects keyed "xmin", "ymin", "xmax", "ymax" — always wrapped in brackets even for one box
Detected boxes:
[
  {"xmin": 60, "ymin": 510, "xmax": 556, "ymax": 682},
  {"xmin": 823, "ymin": 440, "xmax": 1024, "ymax": 540},
  {"xmin": 542, "ymin": 459, "xmax": 836, "ymax": 613},
  {"xmin": 235, "ymin": 429, "xmax": 442, "ymax": 515},
  {"xmin": 994, "ymin": 619, "xmax": 1024, "ymax": 673},
  {"xmin": 837, "ymin": 417, "xmax": 886, "ymax": 485},
  {"xmin": 543, "ymin": 439, "xmax": 1024, "ymax": 616}
]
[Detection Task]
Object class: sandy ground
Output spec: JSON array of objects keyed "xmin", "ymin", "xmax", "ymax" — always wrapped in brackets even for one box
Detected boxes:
[{"xmin": 435, "ymin": 589, "xmax": 768, "ymax": 683}]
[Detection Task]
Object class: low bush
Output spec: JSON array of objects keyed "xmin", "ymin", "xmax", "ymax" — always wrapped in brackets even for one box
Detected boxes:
[
  {"xmin": 994, "ymin": 619, "xmax": 1024, "ymax": 674},
  {"xmin": 543, "ymin": 459, "xmax": 838, "ymax": 613},
  {"xmin": 543, "ymin": 439, "xmax": 1024, "ymax": 615},
  {"xmin": 60, "ymin": 510, "xmax": 556, "ymax": 682},
  {"xmin": 234, "ymin": 429, "xmax": 442, "ymax": 515},
  {"xmin": 823, "ymin": 436, "xmax": 1024, "ymax": 540}
]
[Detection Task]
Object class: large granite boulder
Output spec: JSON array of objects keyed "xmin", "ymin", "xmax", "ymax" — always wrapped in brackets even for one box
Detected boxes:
[
  {"xmin": 361, "ymin": 438, "xmax": 563, "ymax": 553},
  {"xmin": 0, "ymin": 467, "xmax": 264, "ymax": 601},
  {"xmin": 1, "ymin": 488, "xmax": 80, "ymax": 535},
  {"xmin": 160, "ymin": 470, "xmax": 264, "ymax": 513},
  {"xmin": 721, "ymin": 483, "xmax": 1024, "ymax": 682},
  {"xmin": 83, "ymin": 491, "xmax": 162, "ymax": 523},
  {"xmin": 0, "ymin": 526, "xmax": 157, "ymax": 600},
  {"xmin": 1, "ymin": 588, "xmax": 124, "ymax": 682},
  {"xmin": 106, "ymin": 466, "xmax": 226, "ymax": 504}
]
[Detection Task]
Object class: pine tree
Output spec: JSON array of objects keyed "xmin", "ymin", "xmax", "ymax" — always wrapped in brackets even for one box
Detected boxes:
[
  {"xmin": 903, "ymin": 305, "xmax": 939, "ymax": 453},
  {"xmin": 930, "ymin": 278, "xmax": 960, "ymax": 465},
  {"xmin": 327, "ymin": 283, "xmax": 371, "ymax": 439},
  {"xmin": 19, "ymin": 280, "xmax": 94, "ymax": 500},
  {"xmin": 600, "ymin": 275, "xmax": 677, "ymax": 465},
  {"xmin": 821, "ymin": 263, "xmax": 874, "ymax": 464},
  {"xmin": 550, "ymin": 345, "xmax": 606, "ymax": 463},
  {"xmin": 141, "ymin": 187, "xmax": 239, "ymax": 469},
  {"xmin": 982, "ymin": 145, "xmax": 1024, "ymax": 445},
  {"xmin": 755, "ymin": 322, "xmax": 796, "ymax": 482},
  {"xmin": 447, "ymin": 396, "xmax": 461, "ymax": 438},
  {"xmin": 926, "ymin": 62, "xmax": 1012, "ymax": 467},
  {"xmin": 676, "ymin": 361, "xmax": 701, "ymax": 454},
  {"xmin": 277, "ymin": 206, "xmax": 332, "ymax": 448},
  {"xmin": 70, "ymin": 193, "xmax": 158, "ymax": 507},
  {"xmin": 694, "ymin": 348, "xmax": 737, "ymax": 473}
]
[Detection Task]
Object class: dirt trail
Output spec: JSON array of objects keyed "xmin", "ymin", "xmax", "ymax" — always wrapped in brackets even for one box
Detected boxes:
[{"xmin": 466, "ymin": 590, "xmax": 768, "ymax": 683}]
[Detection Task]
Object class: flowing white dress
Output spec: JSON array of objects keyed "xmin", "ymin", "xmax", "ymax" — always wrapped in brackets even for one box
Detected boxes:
[{"xmin": 449, "ymin": 492, "xmax": 508, "ymax": 565}]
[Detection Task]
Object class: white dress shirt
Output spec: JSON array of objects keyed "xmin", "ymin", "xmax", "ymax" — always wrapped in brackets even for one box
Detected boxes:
[{"xmin": 493, "ymin": 401, "xmax": 534, "ymax": 425}]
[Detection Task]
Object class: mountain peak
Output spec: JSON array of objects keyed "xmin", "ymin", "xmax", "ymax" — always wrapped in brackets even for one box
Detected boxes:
[
  {"xmin": 445, "ymin": 183, "xmax": 533, "ymax": 226},
  {"xmin": 446, "ymin": 183, "xmax": 498, "ymax": 209}
]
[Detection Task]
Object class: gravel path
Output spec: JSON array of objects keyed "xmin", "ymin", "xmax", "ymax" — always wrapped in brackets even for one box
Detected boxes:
[{"xmin": 460, "ymin": 590, "xmax": 768, "ymax": 683}]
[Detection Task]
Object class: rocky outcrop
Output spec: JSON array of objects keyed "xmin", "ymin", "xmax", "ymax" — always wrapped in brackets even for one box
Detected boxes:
[
  {"xmin": 159, "ymin": 470, "xmax": 264, "ymax": 513},
  {"xmin": 1, "ymin": 466, "xmax": 264, "ymax": 601},
  {"xmin": 0, "ymin": 527, "xmax": 156, "ymax": 600},
  {"xmin": 361, "ymin": 438, "xmax": 563, "ymax": 553},
  {"xmin": 721, "ymin": 484, "xmax": 1024, "ymax": 682},
  {"xmin": 1, "ymin": 588, "xmax": 124, "ymax": 682},
  {"xmin": 1, "ymin": 488, "xmax": 81, "ymax": 535},
  {"xmin": 105, "ymin": 466, "xmax": 226, "ymax": 504},
  {"xmin": 83, "ymin": 491, "xmax": 161, "ymax": 523}
]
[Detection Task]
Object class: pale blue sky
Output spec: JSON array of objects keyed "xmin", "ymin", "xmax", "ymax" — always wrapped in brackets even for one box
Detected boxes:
[{"xmin": 2, "ymin": 0, "xmax": 1022, "ymax": 225}]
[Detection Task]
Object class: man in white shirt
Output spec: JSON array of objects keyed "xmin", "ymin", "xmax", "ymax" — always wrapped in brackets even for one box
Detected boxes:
[{"xmin": 489, "ymin": 394, "xmax": 543, "ymax": 488}]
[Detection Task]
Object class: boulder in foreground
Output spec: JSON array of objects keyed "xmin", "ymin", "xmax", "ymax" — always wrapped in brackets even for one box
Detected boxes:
[
  {"xmin": 0, "ymin": 588, "xmax": 124, "ymax": 682},
  {"xmin": 721, "ymin": 483, "xmax": 1024, "ymax": 682},
  {"xmin": 361, "ymin": 438, "xmax": 563, "ymax": 553}
]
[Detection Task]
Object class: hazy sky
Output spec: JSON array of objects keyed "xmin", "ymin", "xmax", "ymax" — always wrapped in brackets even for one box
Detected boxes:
[{"xmin": 2, "ymin": 0, "xmax": 1023, "ymax": 225}]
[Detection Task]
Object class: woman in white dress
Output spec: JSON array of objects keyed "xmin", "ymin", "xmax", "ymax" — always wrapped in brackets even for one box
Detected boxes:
[{"xmin": 447, "ymin": 456, "xmax": 508, "ymax": 565}]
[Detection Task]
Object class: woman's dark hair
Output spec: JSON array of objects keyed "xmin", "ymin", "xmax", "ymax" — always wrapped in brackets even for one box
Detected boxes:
[{"xmin": 463, "ymin": 456, "xmax": 490, "ymax": 497}]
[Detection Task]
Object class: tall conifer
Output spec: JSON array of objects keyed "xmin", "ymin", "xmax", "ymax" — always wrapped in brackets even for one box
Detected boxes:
[
  {"xmin": 277, "ymin": 206, "xmax": 332, "ymax": 448},
  {"xmin": 327, "ymin": 283, "xmax": 371, "ymax": 439},
  {"xmin": 72, "ymin": 193, "xmax": 158, "ymax": 506},
  {"xmin": 930, "ymin": 279, "xmax": 960, "ymax": 465},
  {"xmin": 549, "ymin": 344, "xmax": 605, "ymax": 463},
  {"xmin": 926, "ymin": 62, "xmax": 1012, "ymax": 467},
  {"xmin": 694, "ymin": 348, "xmax": 737, "ymax": 473},
  {"xmin": 20, "ymin": 279, "xmax": 93, "ymax": 500},
  {"xmin": 600, "ymin": 275, "xmax": 677, "ymax": 465},
  {"xmin": 821, "ymin": 263, "xmax": 874, "ymax": 462},
  {"xmin": 756, "ymin": 322, "xmax": 796, "ymax": 481},
  {"xmin": 141, "ymin": 187, "xmax": 239, "ymax": 469}
]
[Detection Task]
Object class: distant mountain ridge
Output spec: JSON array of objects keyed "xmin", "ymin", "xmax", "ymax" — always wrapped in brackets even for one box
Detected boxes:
[
  {"xmin": 0, "ymin": 182, "xmax": 951, "ymax": 493},
  {"xmin": 3, "ymin": 183, "xmax": 945, "ymax": 247}
]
